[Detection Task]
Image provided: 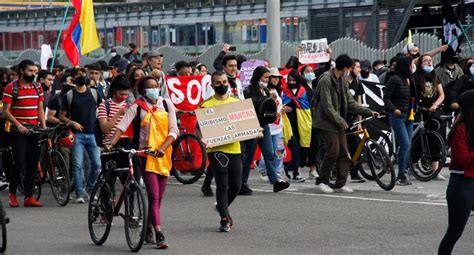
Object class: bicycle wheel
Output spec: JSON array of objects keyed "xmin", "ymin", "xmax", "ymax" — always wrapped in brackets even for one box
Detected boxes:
[
  {"xmin": 124, "ymin": 183, "xmax": 147, "ymax": 252},
  {"xmin": 359, "ymin": 146, "xmax": 375, "ymax": 181},
  {"xmin": 0, "ymin": 201, "xmax": 7, "ymax": 253},
  {"xmin": 371, "ymin": 130, "xmax": 396, "ymax": 164},
  {"xmin": 88, "ymin": 180, "xmax": 113, "ymax": 245},
  {"xmin": 48, "ymin": 150, "xmax": 71, "ymax": 206},
  {"xmin": 409, "ymin": 130, "xmax": 446, "ymax": 181},
  {"xmin": 172, "ymin": 133, "xmax": 207, "ymax": 184},
  {"xmin": 366, "ymin": 140, "xmax": 395, "ymax": 191}
]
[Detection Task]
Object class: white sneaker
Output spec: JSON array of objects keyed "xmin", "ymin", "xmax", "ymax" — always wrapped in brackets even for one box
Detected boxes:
[
  {"xmin": 259, "ymin": 172, "xmax": 269, "ymax": 182},
  {"xmin": 308, "ymin": 170, "xmax": 319, "ymax": 180},
  {"xmin": 436, "ymin": 174, "xmax": 447, "ymax": 181},
  {"xmin": 74, "ymin": 197, "xmax": 85, "ymax": 204},
  {"xmin": 315, "ymin": 183, "xmax": 334, "ymax": 194},
  {"xmin": 334, "ymin": 186, "xmax": 354, "ymax": 193}
]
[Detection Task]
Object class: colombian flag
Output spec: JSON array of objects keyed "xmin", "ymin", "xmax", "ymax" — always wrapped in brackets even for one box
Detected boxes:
[{"xmin": 63, "ymin": 0, "xmax": 100, "ymax": 66}]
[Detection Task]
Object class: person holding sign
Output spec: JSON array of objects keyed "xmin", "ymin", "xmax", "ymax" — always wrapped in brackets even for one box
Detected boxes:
[
  {"xmin": 198, "ymin": 71, "xmax": 243, "ymax": 232},
  {"xmin": 109, "ymin": 76, "xmax": 178, "ymax": 249}
]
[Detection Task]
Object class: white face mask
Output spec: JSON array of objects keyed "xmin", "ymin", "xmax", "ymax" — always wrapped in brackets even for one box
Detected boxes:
[
  {"xmin": 102, "ymin": 71, "xmax": 109, "ymax": 80},
  {"xmin": 470, "ymin": 66, "xmax": 474, "ymax": 76},
  {"xmin": 258, "ymin": 81, "xmax": 268, "ymax": 88},
  {"xmin": 110, "ymin": 52, "xmax": 117, "ymax": 57},
  {"xmin": 411, "ymin": 64, "xmax": 417, "ymax": 74}
]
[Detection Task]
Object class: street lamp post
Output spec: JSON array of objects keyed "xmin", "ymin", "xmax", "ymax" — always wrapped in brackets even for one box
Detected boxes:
[{"xmin": 266, "ymin": 0, "xmax": 281, "ymax": 67}]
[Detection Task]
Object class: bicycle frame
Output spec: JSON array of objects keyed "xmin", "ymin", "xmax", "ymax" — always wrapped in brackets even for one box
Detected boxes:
[{"xmin": 347, "ymin": 128, "xmax": 371, "ymax": 163}]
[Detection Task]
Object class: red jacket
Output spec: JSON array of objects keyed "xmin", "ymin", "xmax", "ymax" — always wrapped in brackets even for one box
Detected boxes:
[{"xmin": 449, "ymin": 123, "xmax": 474, "ymax": 178}]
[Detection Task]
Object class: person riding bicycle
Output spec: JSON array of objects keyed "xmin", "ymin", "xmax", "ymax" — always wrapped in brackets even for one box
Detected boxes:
[
  {"xmin": 3, "ymin": 59, "xmax": 46, "ymax": 207},
  {"xmin": 109, "ymin": 76, "xmax": 178, "ymax": 249},
  {"xmin": 413, "ymin": 54, "xmax": 446, "ymax": 181}
]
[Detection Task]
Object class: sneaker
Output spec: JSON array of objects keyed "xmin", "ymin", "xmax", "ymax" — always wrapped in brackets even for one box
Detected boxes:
[
  {"xmin": 350, "ymin": 176, "xmax": 366, "ymax": 183},
  {"xmin": 24, "ymin": 197, "xmax": 43, "ymax": 207},
  {"xmin": 155, "ymin": 231, "xmax": 169, "ymax": 249},
  {"xmin": 396, "ymin": 176, "xmax": 412, "ymax": 186},
  {"xmin": 292, "ymin": 174, "xmax": 306, "ymax": 183},
  {"xmin": 8, "ymin": 194, "xmax": 19, "ymax": 208},
  {"xmin": 83, "ymin": 190, "xmax": 91, "ymax": 201},
  {"xmin": 334, "ymin": 186, "xmax": 354, "ymax": 193},
  {"xmin": 238, "ymin": 184, "xmax": 253, "ymax": 196},
  {"xmin": 315, "ymin": 183, "xmax": 334, "ymax": 194},
  {"xmin": 145, "ymin": 228, "xmax": 155, "ymax": 245},
  {"xmin": 259, "ymin": 172, "xmax": 269, "ymax": 182},
  {"xmin": 435, "ymin": 174, "xmax": 447, "ymax": 181},
  {"xmin": 201, "ymin": 185, "xmax": 214, "ymax": 197},
  {"xmin": 74, "ymin": 197, "xmax": 85, "ymax": 204},
  {"xmin": 308, "ymin": 170, "xmax": 319, "ymax": 180},
  {"xmin": 273, "ymin": 181, "xmax": 290, "ymax": 192},
  {"xmin": 0, "ymin": 180, "xmax": 8, "ymax": 191},
  {"xmin": 218, "ymin": 218, "xmax": 231, "ymax": 232}
]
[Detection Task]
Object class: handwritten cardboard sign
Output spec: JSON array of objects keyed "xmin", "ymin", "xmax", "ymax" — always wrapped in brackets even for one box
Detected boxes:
[
  {"xmin": 240, "ymin": 60, "xmax": 266, "ymax": 89},
  {"xmin": 195, "ymin": 99, "xmax": 261, "ymax": 148},
  {"xmin": 299, "ymin": 38, "xmax": 330, "ymax": 64}
]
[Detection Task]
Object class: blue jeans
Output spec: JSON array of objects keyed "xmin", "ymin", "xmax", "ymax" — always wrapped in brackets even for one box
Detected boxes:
[
  {"xmin": 242, "ymin": 125, "xmax": 279, "ymax": 184},
  {"xmin": 389, "ymin": 113, "xmax": 413, "ymax": 178},
  {"xmin": 257, "ymin": 131, "xmax": 285, "ymax": 177},
  {"xmin": 71, "ymin": 133, "xmax": 102, "ymax": 197}
]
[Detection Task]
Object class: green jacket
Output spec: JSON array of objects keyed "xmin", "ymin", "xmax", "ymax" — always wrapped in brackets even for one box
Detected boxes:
[{"xmin": 313, "ymin": 70, "xmax": 373, "ymax": 132}]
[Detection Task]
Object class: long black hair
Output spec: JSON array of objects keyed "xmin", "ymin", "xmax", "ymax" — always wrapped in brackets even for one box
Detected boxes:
[
  {"xmin": 448, "ymin": 108, "xmax": 474, "ymax": 149},
  {"xmin": 287, "ymin": 69, "xmax": 306, "ymax": 91},
  {"xmin": 249, "ymin": 66, "xmax": 269, "ymax": 96},
  {"xmin": 394, "ymin": 56, "xmax": 413, "ymax": 79}
]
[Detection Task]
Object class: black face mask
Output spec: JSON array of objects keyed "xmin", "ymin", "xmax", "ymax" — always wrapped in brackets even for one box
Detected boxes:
[
  {"xmin": 41, "ymin": 83, "xmax": 49, "ymax": 92},
  {"xmin": 361, "ymin": 70, "xmax": 370, "ymax": 79},
  {"xmin": 288, "ymin": 82, "xmax": 298, "ymax": 90},
  {"xmin": 214, "ymin": 85, "xmax": 229, "ymax": 95},
  {"xmin": 410, "ymin": 53, "xmax": 421, "ymax": 59},
  {"xmin": 23, "ymin": 74, "xmax": 35, "ymax": 83}
]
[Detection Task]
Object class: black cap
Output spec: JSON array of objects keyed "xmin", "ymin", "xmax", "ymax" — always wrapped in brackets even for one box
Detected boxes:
[
  {"xmin": 129, "ymin": 43, "xmax": 137, "ymax": 49},
  {"xmin": 372, "ymin": 60, "xmax": 386, "ymax": 67},
  {"xmin": 47, "ymin": 58, "xmax": 60, "ymax": 69},
  {"xmin": 114, "ymin": 59, "xmax": 130, "ymax": 73},
  {"xmin": 360, "ymin": 60, "xmax": 371, "ymax": 69},
  {"xmin": 458, "ymin": 90, "xmax": 474, "ymax": 111}
]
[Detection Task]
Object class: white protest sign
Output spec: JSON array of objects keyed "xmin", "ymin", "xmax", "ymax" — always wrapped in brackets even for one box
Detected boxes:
[{"xmin": 299, "ymin": 38, "xmax": 330, "ymax": 64}]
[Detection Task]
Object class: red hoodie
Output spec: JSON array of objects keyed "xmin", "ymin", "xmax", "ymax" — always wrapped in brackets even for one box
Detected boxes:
[{"xmin": 449, "ymin": 123, "xmax": 474, "ymax": 178}]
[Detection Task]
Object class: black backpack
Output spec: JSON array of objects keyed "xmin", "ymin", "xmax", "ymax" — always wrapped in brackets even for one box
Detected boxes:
[{"xmin": 11, "ymin": 80, "xmax": 41, "ymax": 106}]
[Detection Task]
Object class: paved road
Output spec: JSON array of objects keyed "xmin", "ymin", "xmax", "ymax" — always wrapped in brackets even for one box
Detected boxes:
[{"xmin": 3, "ymin": 168, "xmax": 473, "ymax": 255}]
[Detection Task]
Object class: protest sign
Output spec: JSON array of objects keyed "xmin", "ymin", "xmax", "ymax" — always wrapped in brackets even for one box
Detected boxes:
[
  {"xmin": 195, "ymin": 99, "xmax": 261, "ymax": 148},
  {"xmin": 299, "ymin": 38, "xmax": 330, "ymax": 64},
  {"xmin": 240, "ymin": 60, "xmax": 266, "ymax": 89},
  {"xmin": 166, "ymin": 75, "xmax": 211, "ymax": 111}
]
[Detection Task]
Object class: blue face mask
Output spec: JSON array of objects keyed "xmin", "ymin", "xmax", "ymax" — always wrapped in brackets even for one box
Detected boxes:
[
  {"xmin": 470, "ymin": 66, "xmax": 474, "ymax": 76},
  {"xmin": 422, "ymin": 66, "xmax": 434, "ymax": 74},
  {"xmin": 145, "ymin": 88, "xmax": 160, "ymax": 101},
  {"xmin": 304, "ymin": 73, "xmax": 316, "ymax": 82}
]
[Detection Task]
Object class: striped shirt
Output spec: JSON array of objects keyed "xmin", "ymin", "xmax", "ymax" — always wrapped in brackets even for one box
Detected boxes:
[
  {"xmin": 2, "ymin": 80, "xmax": 44, "ymax": 126},
  {"xmin": 98, "ymin": 98, "xmax": 127, "ymax": 145}
]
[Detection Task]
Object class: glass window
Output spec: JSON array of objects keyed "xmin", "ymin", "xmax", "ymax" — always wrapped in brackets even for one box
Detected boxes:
[
  {"xmin": 152, "ymin": 30, "xmax": 158, "ymax": 44},
  {"xmin": 143, "ymin": 31, "xmax": 149, "ymax": 46}
]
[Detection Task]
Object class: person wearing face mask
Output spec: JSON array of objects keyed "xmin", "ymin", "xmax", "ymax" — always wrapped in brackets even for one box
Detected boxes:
[
  {"xmin": 3, "ymin": 59, "xmax": 46, "ymax": 207},
  {"xmin": 109, "ymin": 76, "xmax": 177, "ymax": 248},
  {"xmin": 197, "ymin": 71, "xmax": 243, "ymax": 232},
  {"xmin": 60, "ymin": 75, "xmax": 103, "ymax": 204},
  {"xmin": 413, "ymin": 54, "xmax": 446, "ymax": 181},
  {"xmin": 358, "ymin": 60, "xmax": 380, "ymax": 83},
  {"xmin": 240, "ymin": 66, "xmax": 290, "ymax": 195},
  {"xmin": 207, "ymin": 54, "xmax": 245, "ymax": 100},
  {"xmin": 314, "ymin": 55, "xmax": 378, "ymax": 194},
  {"xmin": 108, "ymin": 48, "xmax": 122, "ymax": 67},
  {"xmin": 300, "ymin": 65, "xmax": 316, "ymax": 92},
  {"xmin": 447, "ymin": 58, "xmax": 474, "ymax": 112},
  {"xmin": 282, "ymin": 70, "xmax": 313, "ymax": 182},
  {"xmin": 383, "ymin": 56, "xmax": 418, "ymax": 186},
  {"xmin": 435, "ymin": 49, "xmax": 464, "ymax": 90}
]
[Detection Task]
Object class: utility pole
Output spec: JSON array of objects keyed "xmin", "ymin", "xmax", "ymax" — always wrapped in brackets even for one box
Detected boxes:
[{"xmin": 266, "ymin": 0, "xmax": 281, "ymax": 67}]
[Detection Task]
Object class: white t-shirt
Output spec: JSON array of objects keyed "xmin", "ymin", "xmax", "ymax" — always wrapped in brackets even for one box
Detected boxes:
[{"xmin": 269, "ymin": 88, "xmax": 283, "ymax": 135}]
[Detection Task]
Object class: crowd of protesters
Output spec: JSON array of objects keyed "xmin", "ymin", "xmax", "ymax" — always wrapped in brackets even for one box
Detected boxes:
[{"xmin": 0, "ymin": 40, "xmax": 473, "ymax": 252}]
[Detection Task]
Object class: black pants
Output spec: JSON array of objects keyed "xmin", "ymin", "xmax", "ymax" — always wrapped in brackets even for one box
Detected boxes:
[
  {"xmin": 315, "ymin": 129, "xmax": 350, "ymax": 188},
  {"xmin": 208, "ymin": 152, "xmax": 242, "ymax": 218},
  {"xmin": 203, "ymin": 142, "xmax": 245, "ymax": 188},
  {"xmin": 346, "ymin": 133, "xmax": 361, "ymax": 178},
  {"xmin": 439, "ymin": 174, "xmax": 474, "ymax": 254},
  {"xmin": 9, "ymin": 131, "xmax": 40, "ymax": 197}
]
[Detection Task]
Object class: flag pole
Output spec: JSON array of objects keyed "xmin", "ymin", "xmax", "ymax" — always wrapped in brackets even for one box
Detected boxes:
[
  {"xmin": 448, "ymin": 23, "xmax": 474, "ymax": 49},
  {"xmin": 50, "ymin": 0, "xmax": 72, "ymax": 72}
]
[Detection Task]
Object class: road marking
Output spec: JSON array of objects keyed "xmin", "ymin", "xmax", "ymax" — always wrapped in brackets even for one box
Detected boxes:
[
  {"xmin": 169, "ymin": 182, "xmax": 447, "ymax": 206},
  {"xmin": 250, "ymin": 187, "xmax": 447, "ymax": 206}
]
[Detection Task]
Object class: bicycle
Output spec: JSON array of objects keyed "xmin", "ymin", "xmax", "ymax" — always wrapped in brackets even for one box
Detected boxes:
[
  {"xmin": 171, "ymin": 110, "xmax": 207, "ymax": 184},
  {"xmin": 316, "ymin": 116, "xmax": 396, "ymax": 191},
  {"xmin": 0, "ymin": 199, "xmax": 9, "ymax": 253},
  {"xmin": 408, "ymin": 107, "xmax": 447, "ymax": 181},
  {"xmin": 29, "ymin": 126, "xmax": 71, "ymax": 206},
  {"xmin": 88, "ymin": 147, "xmax": 151, "ymax": 252}
]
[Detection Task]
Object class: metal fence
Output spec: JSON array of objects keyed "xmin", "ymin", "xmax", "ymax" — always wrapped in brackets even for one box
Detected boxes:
[{"xmin": 0, "ymin": 33, "xmax": 444, "ymax": 70}]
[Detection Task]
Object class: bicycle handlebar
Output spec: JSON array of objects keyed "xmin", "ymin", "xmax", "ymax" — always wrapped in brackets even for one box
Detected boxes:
[
  {"xmin": 101, "ymin": 146, "xmax": 156, "ymax": 157},
  {"xmin": 349, "ymin": 115, "xmax": 386, "ymax": 130}
]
